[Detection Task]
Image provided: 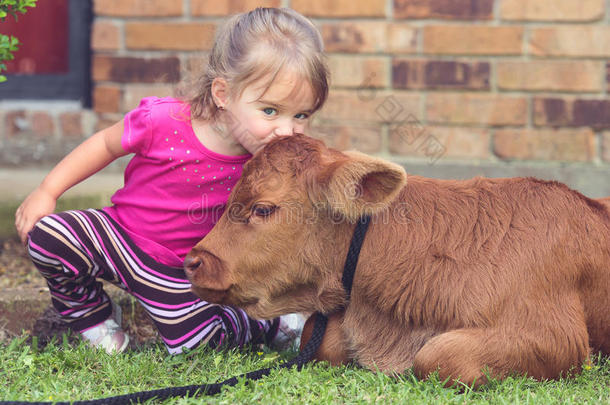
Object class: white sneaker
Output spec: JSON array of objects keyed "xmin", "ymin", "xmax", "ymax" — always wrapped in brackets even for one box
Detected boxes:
[
  {"xmin": 81, "ymin": 301, "xmax": 129, "ymax": 354},
  {"xmin": 271, "ymin": 313, "xmax": 306, "ymax": 351}
]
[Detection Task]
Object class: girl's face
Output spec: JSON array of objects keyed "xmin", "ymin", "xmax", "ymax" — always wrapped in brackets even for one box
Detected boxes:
[{"xmin": 223, "ymin": 71, "xmax": 316, "ymax": 155}]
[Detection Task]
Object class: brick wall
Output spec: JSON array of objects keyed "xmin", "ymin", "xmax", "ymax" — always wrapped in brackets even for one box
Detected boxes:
[{"xmin": 2, "ymin": 0, "xmax": 609, "ymax": 195}]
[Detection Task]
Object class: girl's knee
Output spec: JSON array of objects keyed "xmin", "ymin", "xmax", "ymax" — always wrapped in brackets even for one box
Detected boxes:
[
  {"xmin": 26, "ymin": 214, "xmax": 73, "ymax": 270},
  {"xmin": 26, "ymin": 215, "xmax": 54, "ymax": 249}
]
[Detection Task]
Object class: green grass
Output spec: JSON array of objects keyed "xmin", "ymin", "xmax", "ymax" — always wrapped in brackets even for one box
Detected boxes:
[{"xmin": 1, "ymin": 336, "xmax": 609, "ymax": 404}]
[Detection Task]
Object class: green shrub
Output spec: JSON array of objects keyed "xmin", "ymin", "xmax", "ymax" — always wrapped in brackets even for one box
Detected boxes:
[{"xmin": 0, "ymin": 0, "xmax": 37, "ymax": 82}]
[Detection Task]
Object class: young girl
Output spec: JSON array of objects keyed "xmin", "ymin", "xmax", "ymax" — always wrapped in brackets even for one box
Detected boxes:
[{"xmin": 15, "ymin": 7, "xmax": 329, "ymax": 354}]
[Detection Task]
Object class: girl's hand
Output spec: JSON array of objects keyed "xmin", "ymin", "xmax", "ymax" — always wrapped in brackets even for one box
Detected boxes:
[{"xmin": 15, "ymin": 187, "xmax": 57, "ymax": 245}]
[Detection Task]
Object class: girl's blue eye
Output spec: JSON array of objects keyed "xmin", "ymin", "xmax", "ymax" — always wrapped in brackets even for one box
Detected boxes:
[
  {"xmin": 295, "ymin": 113, "xmax": 309, "ymax": 120},
  {"xmin": 263, "ymin": 108, "xmax": 277, "ymax": 116}
]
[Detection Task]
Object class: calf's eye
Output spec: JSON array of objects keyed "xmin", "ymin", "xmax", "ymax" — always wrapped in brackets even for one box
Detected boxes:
[{"xmin": 252, "ymin": 204, "xmax": 277, "ymax": 217}]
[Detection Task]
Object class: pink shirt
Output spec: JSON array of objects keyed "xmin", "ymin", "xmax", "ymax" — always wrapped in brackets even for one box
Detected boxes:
[{"xmin": 104, "ymin": 97, "xmax": 251, "ymax": 267}]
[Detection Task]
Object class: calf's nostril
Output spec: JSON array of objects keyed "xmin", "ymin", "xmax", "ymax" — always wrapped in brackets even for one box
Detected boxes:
[{"xmin": 183, "ymin": 255, "xmax": 201, "ymax": 275}]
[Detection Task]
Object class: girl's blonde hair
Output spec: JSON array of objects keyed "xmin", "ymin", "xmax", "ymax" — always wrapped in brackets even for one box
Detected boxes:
[{"xmin": 187, "ymin": 7, "xmax": 329, "ymax": 120}]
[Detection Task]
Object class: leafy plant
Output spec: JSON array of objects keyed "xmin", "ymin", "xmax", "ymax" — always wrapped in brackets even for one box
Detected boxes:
[{"xmin": 0, "ymin": 0, "xmax": 37, "ymax": 82}]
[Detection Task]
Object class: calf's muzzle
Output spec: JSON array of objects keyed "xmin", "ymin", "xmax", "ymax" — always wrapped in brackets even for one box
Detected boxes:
[
  {"xmin": 183, "ymin": 249, "xmax": 234, "ymax": 304},
  {"xmin": 183, "ymin": 255, "xmax": 201, "ymax": 279}
]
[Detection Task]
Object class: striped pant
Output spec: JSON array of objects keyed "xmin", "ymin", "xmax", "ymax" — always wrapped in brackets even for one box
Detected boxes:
[{"xmin": 27, "ymin": 209, "xmax": 278, "ymax": 354}]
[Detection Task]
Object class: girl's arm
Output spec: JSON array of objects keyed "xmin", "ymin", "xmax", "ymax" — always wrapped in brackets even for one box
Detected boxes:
[{"xmin": 15, "ymin": 119, "xmax": 128, "ymax": 244}]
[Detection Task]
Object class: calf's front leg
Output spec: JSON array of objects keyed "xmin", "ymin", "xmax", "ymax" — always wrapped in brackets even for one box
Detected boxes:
[{"xmin": 299, "ymin": 311, "xmax": 349, "ymax": 366}]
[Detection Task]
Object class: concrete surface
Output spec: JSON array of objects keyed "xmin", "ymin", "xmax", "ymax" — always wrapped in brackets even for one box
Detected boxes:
[{"xmin": 0, "ymin": 166, "xmax": 124, "ymax": 203}]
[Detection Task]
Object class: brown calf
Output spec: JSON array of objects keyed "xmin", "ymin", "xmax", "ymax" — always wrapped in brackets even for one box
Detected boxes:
[{"xmin": 185, "ymin": 134, "xmax": 610, "ymax": 387}]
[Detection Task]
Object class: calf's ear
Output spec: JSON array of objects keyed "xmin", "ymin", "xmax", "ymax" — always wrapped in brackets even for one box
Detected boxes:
[{"xmin": 312, "ymin": 150, "xmax": 407, "ymax": 222}]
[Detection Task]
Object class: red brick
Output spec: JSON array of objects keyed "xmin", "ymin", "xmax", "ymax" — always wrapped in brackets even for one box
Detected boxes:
[
  {"xmin": 191, "ymin": 0, "xmax": 281, "ymax": 16},
  {"xmin": 5, "ymin": 111, "xmax": 26, "ymax": 137},
  {"xmin": 59, "ymin": 112, "xmax": 83, "ymax": 138},
  {"xmin": 501, "ymin": 0, "xmax": 604, "ymax": 21},
  {"xmin": 424, "ymin": 25, "xmax": 524, "ymax": 55},
  {"xmin": 328, "ymin": 55, "xmax": 388, "ymax": 88},
  {"xmin": 94, "ymin": 0, "xmax": 182, "ymax": 17},
  {"xmin": 392, "ymin": 59, "xmax": 489, "ymax": 90},
  {"xmin": 426, "ymin": 93, "xmax": 527, "ymax": 126},
  {"xmin": 311, "ymin": 123, "xmax": 382, "ymax": 153},
  {"xmin": 534, "ymin": 98, "xmax": 610, "ymax": 129},
  {"xmin": 497, "ymin": 61, "xmax": 603, "ymax": 92},
  {"xmin": 95, "ymin": 116, "xmax": 123, "ymax": 133},
  {"xmin": 394, "ymin": 0, "xmax": 493, "ymax": 20},
  {"xmin": 573, "ymin": 101, "xmax": 610, "ymax": 129},
  {"xmin": 93, "ymin": 85, "xmax": 122, "ymax": 114},
  {"xmin": 126, "ymin": 23, "xmax": 216, "ymax": 51},
  {"xmin": 494, "ymin": 129, "xmax": 596, "ymax": 162},
  {"xmin": 91, "ymin": 21, "xmax": 120, "ymax": 51},
  {"xmin": 534, "ymin": 98, "xmax": 568, "ymax": 127},
  {"xmin": 93, "ymin": 56, "xmax": 181, "ymax": 83},
  {"xmin": 530, "ymin": 26, "xmax": 610, "ymax": 57},
  {"xmin": 292, "ymin": 0, "xmax": 386, "ymax": 17},
  {"xmin": 4, "ymin": 111, "xmax": 56, "ymax": 138},
  {"xmin": 321, "ymin": 22, "xmax": 388, "ymax": 53},
  {"xmin": 321, "ymin": 22, "xmax": 418, "ymax": 54},
  {"xmin": 31, "ymin": 112, "xmax": 55, "ymax": 137},
  {"xmin": 318, "ymin": 90, "xmax": 421, "ymax": 124},
  {"xmin": 387, "ymin": 23, "xmax": 420, "ymax": 54},
  {"xmin": 123, "ymin": 85, "xmax": 174, "ymax": 112},
  {"xmin": 390, "ymin": 126, "xmax": 490, "ymax": 160}
]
